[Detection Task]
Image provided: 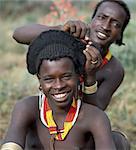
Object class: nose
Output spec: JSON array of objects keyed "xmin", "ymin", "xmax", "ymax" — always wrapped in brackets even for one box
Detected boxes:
[
  {"xmin": 102, "ymin": 19, "xmax": 111, "ymax": 31},
  {"xmin": 54, "ymin": 78, "xmax": 65, "ymax": 90}
]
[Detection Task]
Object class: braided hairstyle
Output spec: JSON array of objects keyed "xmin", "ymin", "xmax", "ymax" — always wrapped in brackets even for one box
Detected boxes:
[
  {"xmin": 27, "ymin": 30, "xmax": 86, "ymax": 76},
  {"xmin": 91, "ymin": 0, "xmax": 131, "ymax": 46}
]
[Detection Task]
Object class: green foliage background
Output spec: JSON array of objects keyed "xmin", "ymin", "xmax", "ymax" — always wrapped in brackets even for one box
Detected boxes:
[{"xmin": 0, "ymin": 0, "xmax": 136, "ymax": 149}]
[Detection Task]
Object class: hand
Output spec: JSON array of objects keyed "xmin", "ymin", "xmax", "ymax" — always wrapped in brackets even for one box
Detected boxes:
[
  {"xmin": 61, "ymin": 20, "xmax": 90, "ymax": 41},
  {"xmin": 83, "ymin": 42, "xmax": 103, "ymax": 75}
]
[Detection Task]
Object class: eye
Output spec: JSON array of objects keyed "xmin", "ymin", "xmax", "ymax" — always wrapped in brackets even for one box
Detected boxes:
[
  {"xmin": 42, "ymin": 77, "xmax": 54, "ymax": 83},
  {"xmin": 62, "ymin": 74, "xmax": 73, "ymax": 80},
  {"xmin": 112, "ymin": 21, "xmax": 121, "ymax": 28},
  {"xmin": 97, "ymin": 15, "xmax": 105, "ymax": 20}
]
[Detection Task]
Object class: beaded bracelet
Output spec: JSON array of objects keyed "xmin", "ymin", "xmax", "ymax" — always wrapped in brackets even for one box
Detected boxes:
[
  {"xmin": 82, "ymin": 81, "xmax": 97, "ymax": 94},
  {"xmin": 1, "ymin": 142, "xmax": 23, "ymax": 150}
]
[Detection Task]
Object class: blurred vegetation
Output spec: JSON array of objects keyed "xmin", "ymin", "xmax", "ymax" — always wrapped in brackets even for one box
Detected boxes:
[{"xmin": 0, "ymin": 0, "xmax": 136, "ymax": 149}]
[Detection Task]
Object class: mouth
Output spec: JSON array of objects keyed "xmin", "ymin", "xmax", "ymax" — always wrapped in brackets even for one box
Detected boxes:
[
  {"xmin": 52, "ymin": 92, "xmax": 70, "ymax": 103},
  {"xmin": 96, "ymin": 31, "xmax": 109, "ymax": 40}
]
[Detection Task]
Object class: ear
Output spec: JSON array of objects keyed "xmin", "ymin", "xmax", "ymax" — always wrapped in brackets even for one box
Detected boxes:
[
  {"xmin": 39, "ymin": 85, "xmax": 42, "ymax": 91},
  {"xmin": 77, "ymin": 76, "xmax": 84, "ymax": 99},
  {"xmin": 37, "ymin": 73, "xmax": 40, "ymax": 79}
]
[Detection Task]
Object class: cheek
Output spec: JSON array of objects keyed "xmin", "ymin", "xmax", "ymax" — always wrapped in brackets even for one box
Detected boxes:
[
  {"xmin": 112, "ymin": 28, "xmax": 121, "ymax": 39},
  {"xmin": 90, "ymin": 19, "xmax": 100, "ymax": 28},
  {"xmin": 40, "ymin": 82, "xmax": 51, "ymax": 93},
  {"xmin": 69, "ymin": 79, "xmax": 78, "ymax": 91},
  {"xmin": 90, "ymin": 21, "xmax": 96, "ymax": 29}
]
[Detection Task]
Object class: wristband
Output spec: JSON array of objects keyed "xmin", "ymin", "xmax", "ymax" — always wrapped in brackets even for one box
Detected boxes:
[
  {"xmin": 82, "ymin": 81, "xmax": 97, "ymax": 94},
  {"xmin": 1, "ymin": 142, "xmax": 23, "ymax": 150}
]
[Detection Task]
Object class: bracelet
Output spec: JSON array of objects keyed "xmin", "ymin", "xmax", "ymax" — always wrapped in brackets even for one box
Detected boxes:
[
  {"xmin": 1, "ymin": 142, "xmax": 23, "ymax": 150},
  {"xmin": 82, "ymin": 81, "xmax": 97, "ymax": 94}
]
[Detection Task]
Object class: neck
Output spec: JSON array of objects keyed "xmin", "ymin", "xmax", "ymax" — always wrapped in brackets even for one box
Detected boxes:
[
  {"xmin": 102, "ymin": 48, "xmax": 109, "ymax": 58},
  {"xmin": 48, "ymin": 98, "xmax": 73, "ymax": 116},
  {"xmin": 98, "ymin": 44, "xmax": 110, "ymax": 58},
  {"xmin": 90, "ymin": 41, "xmax": 109, "ymax": 58}
]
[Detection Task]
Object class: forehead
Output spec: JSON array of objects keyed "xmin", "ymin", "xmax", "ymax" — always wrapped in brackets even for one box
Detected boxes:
[
  {"xmin": 39, "ymin": 58, "xmax": 75, "ymax": 74},
  {"xmin": 96, "ymin": 2, "xmax": 126, "ymax": 21}
]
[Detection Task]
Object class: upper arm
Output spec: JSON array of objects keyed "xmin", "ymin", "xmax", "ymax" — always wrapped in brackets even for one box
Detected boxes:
[
  {"xmin": 96, "ymin": 58, "xmax": 124, "ymax": 109},
  {"xmin": 13, "ymin": 24, "xmax": 62, "ymax": 45},
  {"xmin": 90, "ymin": 109, "xmax": 116, "ymax": 150},
  {"xmin": 83, "ymin": 57, "xmax": 124, "ymax": 110},
  {"xmin": 3, "ymin": 97, "xmax": 37, "ymax": 148},
  {"xmin": 13, "ymin": 24, "xmax": 49, "ymax": 45}
]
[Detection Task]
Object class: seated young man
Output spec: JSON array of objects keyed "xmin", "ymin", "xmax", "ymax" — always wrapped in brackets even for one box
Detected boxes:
[
  {"xmin": 1, "ymin": 30, "xmax": 118, "ymax": 150},
  {"xmin": 12, "ymin": 0, "xmax": 131, "ymax": 111}
]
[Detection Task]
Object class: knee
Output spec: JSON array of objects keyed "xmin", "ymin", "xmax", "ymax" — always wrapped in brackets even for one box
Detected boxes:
[{"xmin": 112, "ymin": 131, "xmax": 130, "ymax": 150}]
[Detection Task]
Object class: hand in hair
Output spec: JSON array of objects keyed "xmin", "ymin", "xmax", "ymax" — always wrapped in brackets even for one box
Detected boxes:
[{"xmin": 61, "ymin": 20, "xmax": 90, "ymax": 41}]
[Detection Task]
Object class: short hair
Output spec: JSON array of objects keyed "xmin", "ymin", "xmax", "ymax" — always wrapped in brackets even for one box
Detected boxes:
[
  {"xmin": 91, "ymin": 0, "xmax": 131, "ymax": 46},
  {"xmin": 27, "ymin": 30, "xmax": 86, "ymax": 76}
]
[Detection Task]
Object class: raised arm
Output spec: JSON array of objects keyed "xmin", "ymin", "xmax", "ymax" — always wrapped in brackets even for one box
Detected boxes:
[
  {"xmin": 83, "ymin": 49, "xmax": 124, "ymax": 110},
  {"xmin": 13, "ymin": 24, "xmax": 62, "ymax": 45},
  {"xmin": 13, "ymin": 20, "xmax": 90, "ymax": 45}
]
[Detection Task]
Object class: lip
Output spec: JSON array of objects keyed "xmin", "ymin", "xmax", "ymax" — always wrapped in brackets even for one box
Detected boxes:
[
  {"xmin": 96, "ymin": 30, "xmax": 109, "ymax": 40},
  {"xmin": 51, "ymin": 91, "xmax": 70, "ymax": 103}
]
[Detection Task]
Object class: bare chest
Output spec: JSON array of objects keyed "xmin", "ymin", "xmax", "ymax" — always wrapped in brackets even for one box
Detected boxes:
[{"xmin": 36, "ymin": 117, "xmax": 92, "ymax": 150}]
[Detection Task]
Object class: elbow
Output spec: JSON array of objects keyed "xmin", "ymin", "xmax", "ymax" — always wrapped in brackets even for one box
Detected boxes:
[
  {"xmin": 97, "ymin": 99, "xmax": 109, "ymax": 111},
  {"xmin": 98, "ymin": 104, "xmax": 108, "ymax": 111},
  {"xmin": 12, "ymin": 28, "xmax": 28, "ymax": 44},
  {"xmin": 12, "ymin": 28, "xmax": 21, "ymax": 43}
]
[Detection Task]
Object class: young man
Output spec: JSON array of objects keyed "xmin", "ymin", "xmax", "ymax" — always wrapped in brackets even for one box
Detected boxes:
[
  {"xmin": 1, "ymin": 30, "xmax": 117, "ymax": 150},
  {"xmin": 13, "ymin": 0, "xmax": 131, "ymax": 110}
]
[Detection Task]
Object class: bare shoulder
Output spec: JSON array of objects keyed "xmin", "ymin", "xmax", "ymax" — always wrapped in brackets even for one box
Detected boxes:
[
  {"xmin": 98, "ymin": 56, "xmax": 124, "ymax": 83},
  {"xmin": 3, "ymin": 96, "xmax": 39, "ymax": 145},
  {"xmin": 80, "ymin": 102, "xmax": 111, "ymax": 133},
  {"xmin": 15, "ymin": 95, "xmax": 38, "ymax": 111},
  {"xmin": 81, "ymin": 102, "xmax": 108, "ymax": 122},
  {"xmin": 110, "ymin": 56, "xmax": 124, "ymax": 71},
  {"xmin": 105, "ymin": 56, "xmax": 124, "ymax": 77},
  {"xmin": 13, "ymin": 95, "xmax": 39, "ymax": 123}
]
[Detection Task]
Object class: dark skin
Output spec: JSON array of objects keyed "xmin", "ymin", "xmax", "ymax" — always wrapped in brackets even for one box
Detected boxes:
[
  {"xmin": 4, "ymin": 2, "xmax": 130, "ymax": 150},
  {"xmin": 13, "ymin": 1, "xmax": 126, "ymax": 110},
  {"xmin": 3, "ymin": 58, "xmax": 116, "ymax": 150},
  {"xmin": 83, "ymin": 1, "xmax": 126, "ymax": 109}
]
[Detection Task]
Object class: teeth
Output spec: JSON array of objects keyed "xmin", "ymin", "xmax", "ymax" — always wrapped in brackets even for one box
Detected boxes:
[
  {"xmin": 54, "ymin": 93, "xmax": 67, "ymax": 99},
  {"xmin": 97, "ymin": 32, "xmax": 107, "ymax": 38}
]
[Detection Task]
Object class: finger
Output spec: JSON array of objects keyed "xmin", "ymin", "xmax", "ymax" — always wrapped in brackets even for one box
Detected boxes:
[
  {"xmin": 81, "ymin": 39, "xmax": 88, "ymax": 44},
  {"xmin": 96, "ymin": 54, "xmax": 103, "ymax": 67},
  {"xmin": 85, "ymin": 25, "xmax": 90, "ymax": 39},
  {"xmin": 63, "ymin": 21, "xmax": 76, "ymax": 33},
  {"xmin": 86, "ymin": 45, "xmax": 103, "ymax": 68},
  {"xmin": 63, "ymin": 23, "xmax": 70, "ymax": 32},
  {"xmin": 83, "ymin": 49, "xmax": 92, "ymax": 61},
  {"xmin": 72, "ymin": 21, "xmax": 82, "ymax": 38},
  {"xmin": 78, "ymin": 21, "xmax": 88, "ymax": 39},
  {"xmin": 87, "ymin": 44, "xmax": 102, "ymax": 62},
  {"xmin": 86, "ymin": 45, "xmax": 98, "ymax": 61}
]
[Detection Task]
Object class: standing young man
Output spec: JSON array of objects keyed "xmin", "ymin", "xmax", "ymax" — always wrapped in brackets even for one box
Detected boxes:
[
  {"xmin": 1, "ymin": 30, "xmax": 117, "ymax": 150},
  {"xmin": 13, "ymin": 0, "xmax": 130, "ymax": 110}
]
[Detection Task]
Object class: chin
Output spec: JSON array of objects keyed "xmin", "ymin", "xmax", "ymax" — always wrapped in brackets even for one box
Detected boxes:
[
  {"xmin": 51, "ymin": 93, "xmax": 74, "ymax": 109},
  {"xmin": 55, "ymin": 99, "xmax": 73, "ymax": 109}
]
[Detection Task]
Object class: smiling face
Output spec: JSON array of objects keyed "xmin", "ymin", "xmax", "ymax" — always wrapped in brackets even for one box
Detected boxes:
[
  {"xmin": 38, "ymin": 57, "xmax": 79, "ymax": 109},
  {"xmin": 90, "ymin": 1, "xmax": 127, "ymax": 50}
]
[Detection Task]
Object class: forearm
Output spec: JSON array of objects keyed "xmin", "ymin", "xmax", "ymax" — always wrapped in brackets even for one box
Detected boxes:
[
  {"xmin": 82, "ymin": 72, "xmax": 98, "ymax": 106},
  {"xmin": 83, "ymin": 75, "xmax": 111, "ymax": 110},
  {"xmin": 83, "ymin": 90, "xmax": 111, "ymax": 110},
  {"xmin": 83, "ymin": 92, "xmax": 97, "ymax": 106},
  {"xmin": 13, "ymin": 24, "xmax": 62, "ymax": 45}
]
